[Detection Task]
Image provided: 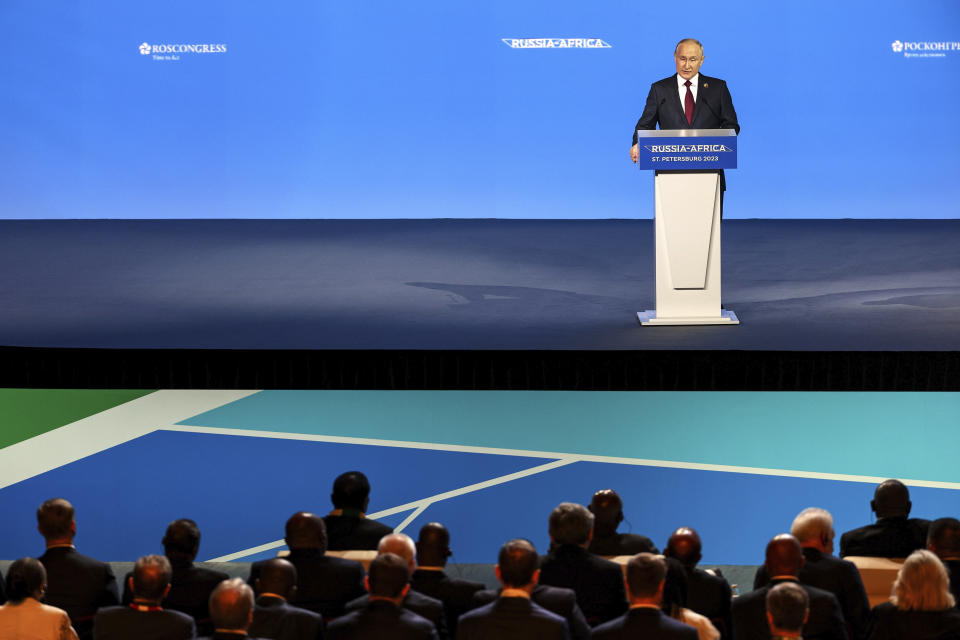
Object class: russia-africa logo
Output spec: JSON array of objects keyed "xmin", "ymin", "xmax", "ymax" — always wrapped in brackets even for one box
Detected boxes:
[{"xmin": 502, "ymin": 38, "xmax": 611, "ymax": 49}]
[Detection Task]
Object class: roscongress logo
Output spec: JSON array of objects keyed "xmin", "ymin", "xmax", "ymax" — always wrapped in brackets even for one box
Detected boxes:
[
  {"xmin": 891, "ymin": 39, "xmax": 959, "ymax": 58},
  {"xmin": 502, "ymin": 38, "xmax": 611, "ymax": 49},
  {"xmin": 138, "ymin": 41, "xmax": 228, "ymax": 61}
]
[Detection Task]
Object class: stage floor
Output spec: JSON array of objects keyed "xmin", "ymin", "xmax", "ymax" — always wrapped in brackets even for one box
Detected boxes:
[{"xmin": 1, "ymin": 219, "xmax": 958, "ymax": 351}]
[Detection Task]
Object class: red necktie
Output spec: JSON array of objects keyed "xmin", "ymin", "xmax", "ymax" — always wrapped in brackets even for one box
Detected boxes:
[{"xmin": 684, "ymin": 80, "xmax": 694, "ymax": 125}]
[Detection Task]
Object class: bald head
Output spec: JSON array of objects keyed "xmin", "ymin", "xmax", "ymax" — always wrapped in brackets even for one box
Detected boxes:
[
  {"xmin": 284, "ymin": 512, "xmax": 327, "ymax": 551},
  {"xmin": 378, "ymin": 533, "xmax": 417, "ymax": 570},
  {"xmin": 589, "ymin": 490, "xmax": 624, "ymax": 536},
  {"xmin": 665, "ymin": 527, "xmax": 703, "ymax": 568},
  {"xmin": 928, "ymin": 518, "xmax": 960, "ymax": 559},
  {"xmin": 255, "ymin": 558, "xmax": 297, "ymax": 598},
  {"xmin": 417, "ymin": 523, "xmax": 451, "ymax": 567},
  {"xmin": 872, "ymin": 479, "xmax": 911, "ymax": 519},
  {"xmin": 209, "ymin": 578, "xmax": 255, "ymax": 631},
  {"xmin": 765, "ymin": 534, "xmax": 804, "ymax": 577}
]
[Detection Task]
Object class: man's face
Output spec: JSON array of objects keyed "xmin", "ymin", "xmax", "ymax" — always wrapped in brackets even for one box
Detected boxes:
[{"xmin": 675, "ymin": 42, "xmax": 703, "ymax": 80}]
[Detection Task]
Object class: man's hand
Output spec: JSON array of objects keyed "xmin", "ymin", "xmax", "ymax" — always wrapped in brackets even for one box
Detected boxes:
[{"xmin": 630, "ymin": 144, "xmax": 639, "ymax": 163}]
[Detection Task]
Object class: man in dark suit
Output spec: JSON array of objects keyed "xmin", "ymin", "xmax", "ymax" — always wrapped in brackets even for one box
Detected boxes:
[
  {"xmin": 248, "ymin": 558, "xmax": 323, "ymax": 640},
  {"xmin": 344, "ymin": 533, "xmax": 447, "ymax": 638},
  {"xmin": 928, "ymin": 517, "xmax": 960, "ymax": 607},
  {"xmin": 457, "ymin": 539, "xmax": 568, "ymax": 640},
  {"xmin": 411, "ymin": 523, "xmax": 484, "ymax": 638},
  {"xmin": 93, "ymin": 555, "xmax": 195, "ymax": 640},
  {"xmin": 765, "ymin": 582, "xmax": 809, "ymax": 639},
  {"xmin": 248, "ymin": 512, "xmax": 366, "ymax": 619},
  {"xmin": 591, "ymin": 553, "xmax": 697, "ymax": 640},
  {"xmin": 0, "ymin": 567, "xmax": 5, "ymax": 604},
  {"xmin": 203, "ymin": 577, "xmax": 257, "ymax": 640},
  {"xmin": 755, "ymin": 508, "xmax": 869, "ymax": 639},
  {"xmin": 664, "ymin": 527, "xmax": 732, "ymax": 639},
  {"xmin": 538, "ymin": 502, "xmax": 627, "ymax": 626},
  {"xmin": 470, "ymin": 582, "xmax": 590, "ymax": 640},
  {"xmin": 732, "ymin": 534, "xmax": 847, "ymax": 640},
  {"xmin": 323, "ymin": 471, "xmax": 393, "ymax": 551},
  {"xmin": 121, "ymin": 518, "xmax": 228, "ymax": 635},
  {"xmin": 36, "ymin": 498, "xmax": 119, "ymax": 640},
  {"xmin": 327, "ymin": 553, "xmax": 438, "ymax": 640},
  {"xmin": 587, "ymin": 490, "xmax": 658, "ymax": 557},
  {"xmin": 840, "ymin": 479, "xmax": 931, "ymax": 559}
]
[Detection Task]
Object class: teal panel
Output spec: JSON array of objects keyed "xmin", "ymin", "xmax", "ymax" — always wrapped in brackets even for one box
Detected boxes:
[{"xmin": 180, "ymin": 391, "xmax": 960, "ymax": 484}]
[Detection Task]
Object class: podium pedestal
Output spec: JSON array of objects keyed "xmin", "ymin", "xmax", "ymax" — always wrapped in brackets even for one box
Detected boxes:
[{"xmin": 633, "ymin": 129, "xmax": 739, "ymax": 326}]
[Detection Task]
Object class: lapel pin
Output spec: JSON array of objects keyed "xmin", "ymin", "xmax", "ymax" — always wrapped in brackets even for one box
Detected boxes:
[{"xmin": 703, "ymin": 83, "xmax": 709, "ymax": 88}]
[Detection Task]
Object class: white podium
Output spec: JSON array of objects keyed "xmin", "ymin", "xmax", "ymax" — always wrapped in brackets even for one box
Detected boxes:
[{"xmin": 634, "ymin": 129, "xmax": 739, "ymax": 326}]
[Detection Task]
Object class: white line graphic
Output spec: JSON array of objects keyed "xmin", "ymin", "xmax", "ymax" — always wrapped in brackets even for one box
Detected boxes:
[
  {"xmin": 206, "ymin": 458, "xmax": 576, "ymax": 562},
  {"xmin": 0, "ymin": 391, "xmax": 261, "ymax": 490}
]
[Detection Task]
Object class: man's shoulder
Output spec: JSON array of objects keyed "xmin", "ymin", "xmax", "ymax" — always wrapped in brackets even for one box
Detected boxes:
[
  {"xmin": 699, "ymin": 74, "xmax": 728, "ymax": 86},
  {"xmin": 532, "ymin": 583, "xmax": 578, "ymax": 608}
]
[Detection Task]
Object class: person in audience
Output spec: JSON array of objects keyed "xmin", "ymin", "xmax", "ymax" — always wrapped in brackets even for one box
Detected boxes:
[
  {"xmin": 866, "ymin": 549, "xmax": 960, "ymax": 639},
  {"xmin": 539, "ymin": 502, "xmax": 627, "ymax": 626},
  {"xmin": 765, "ymin": 582, "xmax": 809, "ymax": 640},
  {"xmin": 93, "ymin": 554, "xmax": 195, "ymax": 640},
  {"xmin": 327, "ymin": 553, "xmax": 437, "ymax": 640},
  {"xmin": 840, "ymin": 480, "xmax": 930, "ymax": 559},
  {"xmin": 731, "ymin": 534, "xmax": 846, "ymax": 640},
  {"xmin": 206, "ymin": 578, "xmax": 257, "ymax": 640},
  {"xmin": 591, "ymin": 553, "xmax": 698, "ymax": 640},
  {"xmin": 323, "ymin": 471, "xmax": 393, "ymax": 551},
  {"xmin": 587, "ymin": 489, "xmax": 659, "ymax": 557},
  {"xmin": 248, "ymin": 511, "xmax": 365, "ymax": 619},
  {"xmin": 121, "ymin": 518, "xmax": 228, "ymax": 635},
  {"xmin": 411, "ymin": 522, "xmax": 484, "ymax": 637},
  {"xmin": 0, "ymin": 557, "xmax": 78, "ymax": 640},
  {"xmin": 0, "ymin": 567, "xmax": 5, "ymax": 605},
  {"xmin": 36, "ymin": 498, "xmax": 119, "ymax": 640},
  {"xmin": 660, "ymin": 556, "xmax": 720, "ymax": 640},
  {"xmin": 755, "ymin": 508, "xmax": 870, "ymax": 640},
  {"xmin": 248, "ymin": 558, "xmax": 323, "ymax": 640},
  {"xmin": 344, "ymin": 532, "xmax": 447, "ymax": 638},
  {"xmin": 665, "ymin": 527, "xmax": 733, "ymax": 638},
  {"xmin": 457, "ymin": 539, "xmax": 568, "ymax": 640},
  {"xmin": 927, "ymin": 517, "xmax": 960, "ymax": 607}
]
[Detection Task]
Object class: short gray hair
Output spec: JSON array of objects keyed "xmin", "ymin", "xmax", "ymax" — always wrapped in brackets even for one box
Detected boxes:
[
  {"xmin": 549, "ymin": 503, "xmax": 595, "ymax": 545},
  {"xmin": 675, "ymin": 38, "xmax": 704, "ymax": 56},
  {"xmin": 892, "ymin": 550, "xmax": 956, "ymax": 611},
  {"xmin": 766, "ymin": 582, "xmax": 809, "ymax": 631},
  {"xmin": 209, "ymin": 578, "xmax": 255, "ymax": 630},
  {"xmin": 790, "ymin": 507, "xmax": 834, "ymax": 544}
]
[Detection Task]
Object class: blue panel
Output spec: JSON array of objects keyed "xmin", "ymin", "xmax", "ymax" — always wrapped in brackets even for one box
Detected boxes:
[
  {"xmin": 182, "ymin": 391, "xmax": 960, "ymax": 484},
  {"xmin": 0, "ymin": 431, "xmax": 553, "ymax": 561}
]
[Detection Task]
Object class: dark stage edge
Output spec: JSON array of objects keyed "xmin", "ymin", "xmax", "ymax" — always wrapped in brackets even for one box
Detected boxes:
[{"xmin": 1, "ymin": 219, "xmax": 958, "ymax": 390}]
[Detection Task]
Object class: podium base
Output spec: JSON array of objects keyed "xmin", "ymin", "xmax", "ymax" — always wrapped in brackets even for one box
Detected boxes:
[{"xmin": 637, "ymin": 309, "xmax": 740, "ymax": 326}]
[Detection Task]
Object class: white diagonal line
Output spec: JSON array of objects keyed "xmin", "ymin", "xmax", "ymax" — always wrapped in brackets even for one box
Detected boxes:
[
  {"xmin": 166, "ymin": 425, "xmax": 960, "ymax": 491},
  {"xmin": 0, "ymin": 391, "xmax": 261, "ymax": 490},
  {"xmin": 206, "ymin": 457, "xmax": 576, "ymax": 562},
  {"xmin": 393, "ymin": 504, "xmax": 429, "ymax": 535}
]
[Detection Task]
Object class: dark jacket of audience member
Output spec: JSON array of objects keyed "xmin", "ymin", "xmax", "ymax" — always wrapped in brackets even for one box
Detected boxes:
[
  {"xmin": 732, "ymin": 578, "xmax": 847, "ymax": 640},
  {"xmin": 471, "ymin": 584, "xmax": 590, "ymax": 640},
  {"xmin": 40, "ymin": 547, "xmax": 119, "ymax": 640},
  {"xmin": 93, "ymin": 606, "xmax": 195, "ymax": 640},
  {"xmin": 411, "ymin": 569, "xmax": 483, "ymax": 638},
  {"xmin": 840, "ymin": 517, "xmax": 932, "ymax": 559},
  {"xmin": 122, "ymin": 559, "xmax": 228, "ymax": 635},
  {"xmin": 323, "ymin": 471, "xmax": 393, "ymax": 551},
  {"xmin": 249, "ymin": 548, "xmax": 365, "ymax": 620},
  {"xmin": 539, "ymin": 543, "xmax": 627, "ymax": 627},
  {"xmin": 345, "ymin": 589, "xmax": 446, "ymax": 638},
  {"xmin": 458, "ymin": 597, "xmax": 569, "ymax": 640},
  {"xmin": 248, "ymin": 594, "xmax": 323, "ymax": 640}
]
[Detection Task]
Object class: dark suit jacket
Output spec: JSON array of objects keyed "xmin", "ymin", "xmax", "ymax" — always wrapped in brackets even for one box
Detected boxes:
[
  {"xmin": 538, "ymin": 544, "xmax": 627, "ymax": 626},
  {"xmin": 732, "ymin": 578, "xmax": 847, "ymax": 640},
  {"xmin": 249, "ymin": 595, "xmax": 324, "ymax": 640},
  {"xmin": 684, "ymin": 565, "xmax": 732, "ymax": 640},
  {"xmin": 588, "ymin": 532, "xmax": 658, "ymax": 557},
  {"xmin": 410, "ymin": 569, "xmax": 484, "ymax": 637},
  {"xmin": 633, "ymin": 74, "xmax": 740, "ymax": 142},
  {"xmin": 457, "ymin": 596, "xmax": 568, "ymax": 640},
  {"xmin": 867, "ymin": 601, "xmax": 960, "ymax": 640},
  {"xmin": 346, "ymin": 589, "xmax": 446, "ymax": 639},
  {"xmin": 840, "ymin": 517, "xmax": 932, "ymax": 559},
  {"xmin": 0, "ymin": 568, "xmax": 5, "ymax": 605},
  {"xmin": 471, "ymin": 584, "xmax": 590, "ymax": 640},
  {"xmin": 122, "ymin": 559, "xmax": 229, "ymax": 636},
  {"xmin": 327, "ymin": 600, "xmax": 438, "ymax": 640},
  {"xmin": 323, "ymin": 515, "xmax": 393, "ymax": 551},
  {"xmin": 945, "ymin": 559, "xmax": 960, "ymax": 609},
  {"xmin": 39, "ymin": 546, "xmax": 120, "ymax": 640},
  {"xmin": 93, "ymin": 605, "xmax": 195, "ymax": 640},
  {"xmin": 590, "ymin": 606, "xmax": 699, "ymax": 640},
  {"xmin": 248, "ymin": 548, "xmax": 365, "ymax": 620},
  {"xmin": 755, "ymin": 548, "xmax": 870, "ymax": 640}
]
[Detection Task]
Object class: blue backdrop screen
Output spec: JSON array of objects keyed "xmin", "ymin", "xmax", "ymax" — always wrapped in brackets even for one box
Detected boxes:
[{"xmin": 2, "ymin": 1, "xmax": 958, "ymax": 219}]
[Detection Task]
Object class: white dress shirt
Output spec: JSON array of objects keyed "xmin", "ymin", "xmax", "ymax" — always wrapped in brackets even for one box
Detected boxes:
[{"xmin": 677, "ymin": 73, "xmax": 700, "ymax": 108}]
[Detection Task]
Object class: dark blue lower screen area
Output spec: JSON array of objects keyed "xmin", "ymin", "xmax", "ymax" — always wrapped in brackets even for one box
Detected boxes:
[{"xmin": 1, "ymin": 431, "xmax": 956, "ymax": 565}]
